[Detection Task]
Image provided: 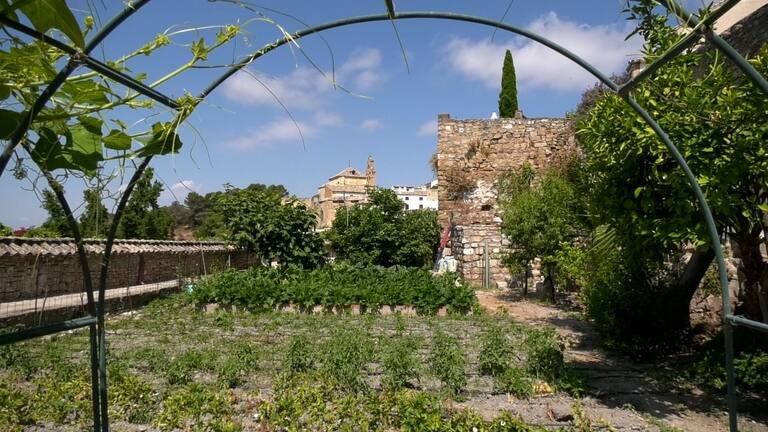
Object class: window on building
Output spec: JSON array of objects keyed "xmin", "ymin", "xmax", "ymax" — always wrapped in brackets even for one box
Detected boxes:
[
  {"xmin": 404, "ymin": 197, "xmax": 409, "ymax": 200},
  {"xmin": 419, "ymin": 197, "xmax": 423, "ymax": 201},
  {"xmin": 419, "ymin": 204, "xmax": 423, "ymax": 209}
]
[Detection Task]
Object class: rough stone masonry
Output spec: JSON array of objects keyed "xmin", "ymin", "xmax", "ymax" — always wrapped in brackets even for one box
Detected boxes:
[{"xmin": 436, "ymin": 113, "xmax": 575, "ymax": 288}]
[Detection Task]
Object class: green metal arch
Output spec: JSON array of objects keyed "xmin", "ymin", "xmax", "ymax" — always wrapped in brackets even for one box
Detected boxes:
[{"xmin": 1, "ymin": 3, "xmax": 766, "ymax": 431}]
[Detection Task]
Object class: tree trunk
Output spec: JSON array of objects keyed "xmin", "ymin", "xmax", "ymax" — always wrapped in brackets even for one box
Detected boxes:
[
  {"xmin": 731, "ymin": 233, "xmax": 768, "ymax": 323},
  {"xmin": 678, "ymin": 248, "xmax": 715, "ymax": 303}
]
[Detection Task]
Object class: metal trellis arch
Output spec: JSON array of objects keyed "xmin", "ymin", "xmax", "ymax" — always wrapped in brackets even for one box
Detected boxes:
[{"xmin": 0, "ymin": 0, "xmax": 766, "ymax": 431}]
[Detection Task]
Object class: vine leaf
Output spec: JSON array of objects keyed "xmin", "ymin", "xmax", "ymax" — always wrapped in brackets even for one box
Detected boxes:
[
  {"xmin": 68, "ymin": 116, "xmax": 104, "ymax": 172},
  {"xmin": 0, "ymin": 108, "xmax": 21, "ymax": 139},
  {"xmin": 17, "ymin": 0, "xmax": 84, "ymax": 48},
  {"xmin": 103, "ymin": 129, "xmax": 131, "ymax": 150},
  {"xmin": 137, "ymin": 122, "xmax": 183, "ymax": 157},
  {"xmin": 30, "ymin": 127, "xmax": 80, "ymax": 171}
]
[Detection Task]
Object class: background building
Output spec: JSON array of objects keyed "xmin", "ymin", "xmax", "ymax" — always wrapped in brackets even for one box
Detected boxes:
[
  {"xmin": 311, "ymin": 156, "xmax": 376, "ymax": 228},
  {"xmin": 392, "ymin": 180, "xmax": 438, "ymax": 210}
]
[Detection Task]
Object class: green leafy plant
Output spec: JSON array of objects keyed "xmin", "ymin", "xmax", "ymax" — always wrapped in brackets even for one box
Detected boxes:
[
  {"xmin": 154, "ymin": 383, "xmax": 238, "ymax": 432},
  {"xmin": 479, "ymin": 324, "xmax": 515, "ymax": 377},
  {"xmin": 283, "ymin": 334, "xmax": 315, "ymax": 375},
  {"xmin": 381, "ymin": 335, "xmax": 422, "ymax": 391},
  {"xmin": 428, "ymin": 329, "xmax": 467, "ymax": 396},
  {"xmin": 321, "ymin": 328, "xmax": 373, "ymax": 393}
]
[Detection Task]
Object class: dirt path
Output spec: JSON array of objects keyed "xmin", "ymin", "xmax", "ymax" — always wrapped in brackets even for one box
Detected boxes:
[{"xmin": 467, "ymin": 290, "xmax": 768, "ymax": 432}]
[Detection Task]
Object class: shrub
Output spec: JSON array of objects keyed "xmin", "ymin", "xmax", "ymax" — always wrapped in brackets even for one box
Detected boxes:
[
  {"xmin": 381, "ymin": 336, "xmax": 422, "ymax": 391},
  {"xmin": 428, "ymin": 330, "xmax": 467, "ymax": 396}
]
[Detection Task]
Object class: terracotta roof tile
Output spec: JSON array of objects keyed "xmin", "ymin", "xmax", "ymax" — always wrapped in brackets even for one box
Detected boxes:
[{"xmin": 0, "ymin": 237, "xmax": 236, "ymax": 257}]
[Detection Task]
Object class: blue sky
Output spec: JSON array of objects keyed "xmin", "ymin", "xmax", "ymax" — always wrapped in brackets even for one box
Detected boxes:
[{"xmin": 0, "ymin": 0, "xmax": 711, "ymax": 228}]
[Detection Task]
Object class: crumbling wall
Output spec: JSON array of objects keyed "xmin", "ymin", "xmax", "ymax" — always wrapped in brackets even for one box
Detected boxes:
[{"xmin": 436, "ymin": 113, "xmax": 575, "ymax": 287}]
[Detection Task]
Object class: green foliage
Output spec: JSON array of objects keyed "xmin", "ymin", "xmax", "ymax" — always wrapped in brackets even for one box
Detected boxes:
[
  {"xmin": 262, "ymin": 373, "xmax": 543, "ymax": 431},
  {"xmin": 577, "ymin": 3, "xmax": 768, "ymax": 319},
  {"xmin": 283, "ymin": 334, "xmax": 315, "ymax": 375},
  {"xmin": 216, "ymin": 186, "xmax": 324, "ymax": 269},
  {"xmin": 523, "ymin": 327, "xmax": 565, "ymax": 381},
  {"xmin": 79, "ymin": 188, "xmax": 109, "ymax": 238},
  {"xmin": 329, "ymin": 188, "xmax": 440, "ymax": 268},
  {"xmin": 118, "ymin": 167, "xmax": 171, "ymax": 239},
  {"xmin": 494, "ymin": 367, "xmax": 533, "ymax": 398},
  {"xmin": 381, "ymin": 335, "xmax": 422, "ymax": 391},
  {"xmin": 154, "ymin": 383, "xmax": 239, "ymax": 432},
  {"xmin": 498, "ymin": 49, "xmax": 519, "ymax": 117},
  {"xmin": 0, "ymin": 222, "xmax": 11, "ymax": 236},
  {"xmin": 499, "ymin": 164, "xmax": 583, "ymax": 283},
  {"xmin": 321, "ymin": 328, "xmax": 373, "ymax": 392},
  {"xmin": 428, "ymin": 330, "xmax": 467, "ymax": 396},
  {"xmin": 39, "ymin": 188, "xmax": 71, "ymax": 236},
  {"xmin": 190, "ymin": 265, "xmax": 477, "ymax": 315},
  {"xmin": 685, "ymin": 330, "xmax": 768, "ymax": 394},
  {"xmin": 108, "ymin": 363, "xmax": 157, "ymax": 424},
  {"xmin": 479, "ymin": 324, "xmax": 514, "ymax": 377}
]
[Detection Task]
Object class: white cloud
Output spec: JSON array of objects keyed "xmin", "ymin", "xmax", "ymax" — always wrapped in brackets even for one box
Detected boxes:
[
  {"xmin": 443, "ymin": 12, "xmax": 642, "ymax": 92},
  {"xmin": 360, "ymin": 119, "xmax": 383, "ymax": 131},
  {"xmin": 417, "ymin": 119, "xmax": 437, "ymax": 136},
  {"xmin": 313, "ymin": 111, "xmax": 343, "ymax": 127},
  {"xmin": 161, "ymin": 180, "xmax": 202, "ymax": 205},
  {"xmin": 222, "ymin": 48, "xmax": 383, "ymax": 110},
  {"xmin": 229, "ymin": 118, "xmax": 314, "ymax": 151}
]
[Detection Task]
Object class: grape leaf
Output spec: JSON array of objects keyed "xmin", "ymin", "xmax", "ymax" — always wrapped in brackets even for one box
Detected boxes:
[{"xmin": 18, "ymin": 0, "xmax": 84, "ymax": 48}]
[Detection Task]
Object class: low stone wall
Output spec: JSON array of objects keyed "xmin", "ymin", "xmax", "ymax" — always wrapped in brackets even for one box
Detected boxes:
[{"xmin": 0, "ymin": 238, "xmax": 256, "ymax": 303}]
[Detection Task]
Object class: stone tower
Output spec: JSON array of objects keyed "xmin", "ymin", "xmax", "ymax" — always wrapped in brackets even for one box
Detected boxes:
[{"xmin": 365, "ymin": 155, "xmax": 376, "ymax": 187}]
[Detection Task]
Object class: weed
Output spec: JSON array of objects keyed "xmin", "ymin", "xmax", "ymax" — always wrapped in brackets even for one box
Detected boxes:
[
  {"xmin": 428, "ymin": 329, "xmax": 467, "ymax": 396},
  {"xmin": 108, "ymin": 363, "xmax": 157, "ymax": 423},
  {"xmin": 218, "ymin": 340, "xmax": 259, "ymax": 388}
]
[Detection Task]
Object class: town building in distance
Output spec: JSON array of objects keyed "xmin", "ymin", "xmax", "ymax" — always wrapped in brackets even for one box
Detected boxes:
[
  {"xmin": 311, "ymin": 156, "xmax": 376, "ymax": 229},
  {"xmin": 392, "ymin": 180, "xmax": 438, "ymax": 210}
]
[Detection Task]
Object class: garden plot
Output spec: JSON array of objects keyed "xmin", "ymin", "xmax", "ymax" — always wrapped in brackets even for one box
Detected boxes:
[{"xmin": 1, "ymin": 293, "xmax": 678, "ymax": 431}]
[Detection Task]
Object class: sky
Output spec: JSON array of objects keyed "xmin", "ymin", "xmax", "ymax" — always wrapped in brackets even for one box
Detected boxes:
[{"xmin": 0, "ymin": 0, "xmax": 713, "ymax": 228}]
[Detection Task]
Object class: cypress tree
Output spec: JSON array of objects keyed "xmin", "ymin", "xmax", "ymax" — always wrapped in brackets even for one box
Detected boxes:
[{"xmin": 498, "ymin": 49, "xmax": 519, "ymax": 117}]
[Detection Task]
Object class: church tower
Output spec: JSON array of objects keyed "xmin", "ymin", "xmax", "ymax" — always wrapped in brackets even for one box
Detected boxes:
[{"xmin": 365, "ymin": 155, "xmax": 376, "ymax": 187}]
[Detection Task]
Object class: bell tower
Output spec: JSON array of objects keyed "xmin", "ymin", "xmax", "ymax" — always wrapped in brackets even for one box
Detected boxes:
[{"xmin": 365, "ymin": 155, "xmax": 376, "ymax": 187}]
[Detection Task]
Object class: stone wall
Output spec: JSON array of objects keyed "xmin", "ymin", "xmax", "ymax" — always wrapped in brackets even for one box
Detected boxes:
[
  {"xmin": 718, "ymin": 2, "xmax": 768, "ymax": 58},
  {"xmin": 0, "ymin": 238, "xmax": 256, "ymax": 303},
  {"xmin": 436, "ymin": 113, "xmax": 575, "ymax": 287}
]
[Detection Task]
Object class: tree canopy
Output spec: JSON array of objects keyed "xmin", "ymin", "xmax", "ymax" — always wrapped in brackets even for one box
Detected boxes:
[
  {"xmin": 328, "ymin": 188, "xmax": 440, "ymax": 268},
  {"xmin": 216, "ymin": 186, "xmax": 324, "ymax": 269}
]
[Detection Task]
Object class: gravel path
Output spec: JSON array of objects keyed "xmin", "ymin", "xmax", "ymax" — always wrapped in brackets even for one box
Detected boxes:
[{"xmin": 470, "ymin": 290, "xmax": 768, "ymax": 432}]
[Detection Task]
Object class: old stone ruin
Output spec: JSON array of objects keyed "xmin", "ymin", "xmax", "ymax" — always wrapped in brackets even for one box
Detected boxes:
[{"xmin": 436, "ymin": 112, "xmax": 575, "ymax": 290}]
